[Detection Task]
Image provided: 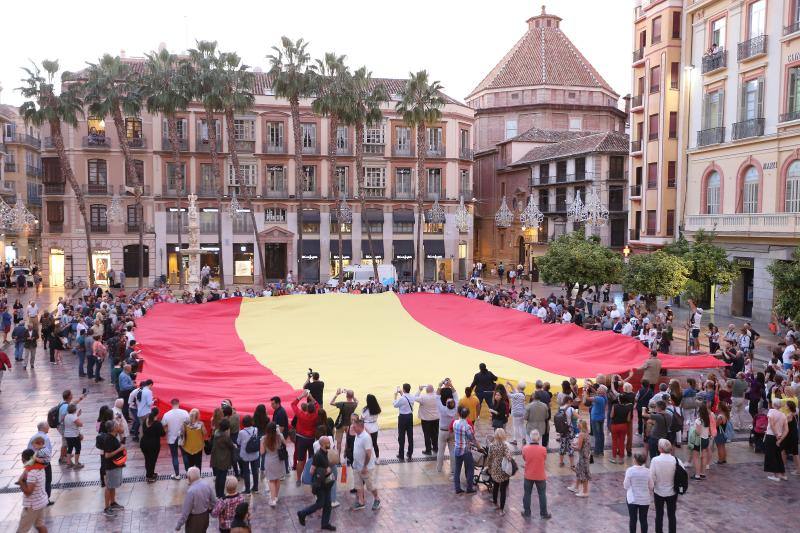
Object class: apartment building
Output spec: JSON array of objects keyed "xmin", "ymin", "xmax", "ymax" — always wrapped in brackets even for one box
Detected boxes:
[
  {"xmin": 680, "ymin": 0, "xmax": 800, "ymax": 322},
  {"xmin": 629, "ymin": 0, "xmax": 685, "ymax": 250},
  {"xmin": 37, "ymin": 64, "xmax": 475, "ymax": 287},
  {"xmin": 0, "ymin": 100, "xmax": 42, "ymax": 264}
]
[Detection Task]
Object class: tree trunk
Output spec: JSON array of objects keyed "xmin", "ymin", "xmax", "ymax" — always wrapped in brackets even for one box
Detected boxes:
[
  {"xmin": 167, "ymin": 116, "xmax": 184, "ymax": 289},
  {"xmin": 225, "ymin": 108, "xmax": 266, "ymax": 289},
  {"xmin": 50, "ymin": 118, "xmax": 95, "ymax": 287},
  {"xmin": 327, "ymin": 115, "xmax": 344, "ymax": 286},
  {"xmin": 111, "ymin": 105, "xmax": 146, "ymax": 289},
  {"xmin": 415, "ymin": 124, "xmax": 427, "ymax": 285},
  {"xmin": 355, "ymin": 123, "xmax": 380, "ymax": 283},
  {"xmin": 207, "ymin": 110, "xmax": 225, "ymax": 289},
  {"xmin": 291, "ymin": 97, "xmax": 305, "ymax": 283}
]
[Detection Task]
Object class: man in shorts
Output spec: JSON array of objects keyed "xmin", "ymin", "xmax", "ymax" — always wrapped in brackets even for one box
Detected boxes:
[
  {"xmin": 351, "ymin": 418, "xmax": 380, "ymax": 511},
  {"xmin": 101, "ymin": 420, "xmax": 126, "ymax": 516},
  {"xmin": 329, "ymin": 389, "xmax": 358, "ymax": 459},
  {"xmin": 16, "ymin": 448, "xmax": 48, "ymax": 533}
]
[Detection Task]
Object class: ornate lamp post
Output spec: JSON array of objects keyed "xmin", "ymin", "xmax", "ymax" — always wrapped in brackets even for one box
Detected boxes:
[
  {"xmin": 455, "ymin": 196, "xmax": 470, "ymax": 233},
  {"xmin": 566, "ymin": 189, "xmax": 585, "ymax": 222},
  {"xmin": 519, "ymin": 195, "xmax": 544, "ymax": 229}
]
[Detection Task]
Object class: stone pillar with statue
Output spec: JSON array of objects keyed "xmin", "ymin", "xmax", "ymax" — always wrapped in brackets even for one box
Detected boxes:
[{"xmin": 185, "ymin": 194, "xmax": 201, "ymax": 291}]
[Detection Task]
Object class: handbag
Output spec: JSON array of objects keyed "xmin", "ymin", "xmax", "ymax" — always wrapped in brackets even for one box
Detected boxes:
[
  {"xmin": 278, "ymin": 444, "xmax": 289, "ymax": 461},
  {"xmin": 203, "ymin": 439, "xmax": 213, "ymax": 455},
  {"xmin": 111, "ymin": 448, "xmax": 127, "ymax": 467},
  {"xmin": 501, "ymin": 456, "xmax": 518, "ymax": 477}
]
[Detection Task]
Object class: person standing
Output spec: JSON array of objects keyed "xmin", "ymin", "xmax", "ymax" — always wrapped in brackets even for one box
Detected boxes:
[
  {"xmin": 101, "ymin": 420, "xmax": 126, "ymax": 516},
  {"xmin": 304, "ymin": 371, "xmax": 325, "ymax": 405},
  {"xmin": 297, "ymin": 436, "xmax": 336, "ymax": 531},
  {"xmin": 486, "ymin": 428, "xmax": 513, "ymax": 515},
  {"xmin": 436, "ymin": 393, "xmax": 458, "ymax": 474},
  {"xmin": 506, "ymin": 381, "xmax": 527, "ymax": 446},
  {"xmin": 351, "ymin": 418, "xmax": 380, "ymax": 511},
  {"xmin": 470, "ymin": 363, "xmax": 497, "ymax": 418},
  {"xmin": 23, "ymin": 322, "xmax": 38, "ymax": 368},
  {"xmin": 210, "ymin": 419, "xmax": 236, "ymax": 498},
  {"xmin": 260, "ymin": 422, "xmax": 286, "ymax": 507},
  {"xmin": 585, "ymin": 385, "xmax": 608, "ymax": 457},
  {"xmin": 392, "ymin": 384, "xmax": 417, "ymax": 461},
  {"xmin": 28, "ymin": 422, "xmax": 53, "ymax": 505},
  {"xmin": 180, "ymin": 409, "xmax": 207, "ymax": 473},
  {"xmin": 457, "ymin": 387, "xmax": 479, "ymax": 424},
  {"xmin": 270, "ymin": 396, "xmax": 290, "ymax": 474},
  {"xmin": 62, "ymin": 403, "xmax": 84, "ymax": 469},
  {"xmin": 524, "ymin": 393, "xmax": 549, "ymax": 445},
  {"xmin": 569, "ymin": 419, "xmax": 592, "ymax": 497},
  {"xmin": 415, "ymin": 384, "xmax": 440, "ymax": 456},
  {"xmin": 15, "ymin": 448, "xmax": 49, "ymax": 533},
  {"xmin": 175, "ymin": 466, "xmax": 216, "ymax": 532},
  {"xmin": 236, "ymin": 415, "xmax": 260, "ymax": 494},
  {"xmin": 453, "ymin": 407, "xmax": 479, "ymax": 494},
  {"xmin": 329, "ymin": 389, "xmax": 358, "ymax": 458},
  {"xmin": 162, "ymin": 398, "xmax": 190, "ymax": 480},
  {"xmin": 211, "ymin": 476, "xmax": 245, "ymax": 532},
  {"xmin": 361, "ymin": 395, "xmax": 381, "ymax": 461},
  {"xmin": 650, "ymin": 439, "xmax": 680, "ymax": 533},
  {"xmin": 764, "ymin": 398, "xmax": 789, "ymax": 481},
  {"xmin": 140, "ymin": 407, "xmax": 165, "ymax": 482},
  {"xmin": 521, "ymin": 429, "xmax": 550, "ymax": 520},
  {"xmin": 291, "ymin": 390, "xmax": 319, "ymax": 486},
  {"xmin": 624, "ymin": 452, "xmax": 653, "ymax": 533},
  {"xmin": 136, "ymin": 380, "xmax": 155, "ymax": 438},
  {"xmin": 11, "ymin": 319, "xmax": 27, "ymax": 363}
]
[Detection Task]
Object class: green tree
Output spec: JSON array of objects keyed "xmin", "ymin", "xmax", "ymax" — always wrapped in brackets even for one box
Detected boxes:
[
  {"xmin": 768, "ymin": 248, "xmax": 800, "ymax": 325},
  {"xmin": 622, "ymin": 250, "xmax": 689, "ymax": 309},
  {"xmin": 83, "ymin": 54, "xmax": 147, "ymax": 287},
  {"xmin": 268, "ymin": 37, "xmax": 316, "ymax": 281},
  {"xmin": 665, "ymin": 229, "xmax": 738, "ymax": 295},
  {"xmin": 537, "ymin": 232, "xmax": 623, "ymax": 295},
  {"xmin": 143, "ymin": 48, "xmax": 192, "ymax": 288},
  {"xmin": 396, "ymin": 70, "xmax": 445, "ymax": 283},
  {"xmin": 18, "ymin": 60, "xmax": 96, "ymax": 286}
]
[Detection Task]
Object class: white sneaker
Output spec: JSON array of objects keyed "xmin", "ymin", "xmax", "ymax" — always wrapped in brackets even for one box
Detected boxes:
[
  {"xmin": 331, "ymin": 501, "xmax": 341, "ymax": 508},
  {"xmin": 767, "ymin": 475, "xmax": 781, "ymax": 482},
  {"xmin": 170, "ymin": 474, "xmax": 181, "ymax": 480}
]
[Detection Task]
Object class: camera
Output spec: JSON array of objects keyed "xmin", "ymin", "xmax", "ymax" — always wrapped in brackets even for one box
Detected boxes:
[{"xmin": 307, "ymin": 368, "xmax": 314, "ymax": 379}]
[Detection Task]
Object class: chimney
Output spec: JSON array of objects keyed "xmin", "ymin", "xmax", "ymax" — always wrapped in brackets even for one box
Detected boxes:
[{"xmin": 623, "ymin": 94, "xmax": 632, "ymax": 129}]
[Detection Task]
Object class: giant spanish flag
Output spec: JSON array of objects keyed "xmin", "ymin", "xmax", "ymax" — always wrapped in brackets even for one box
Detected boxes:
[{"xmin": 137, "ymin": 293, "xmax": 724, "ymax": 426}]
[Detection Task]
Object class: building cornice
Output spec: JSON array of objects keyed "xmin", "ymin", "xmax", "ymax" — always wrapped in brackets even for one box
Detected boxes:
[{"xmin": 473, "ymin": 102, "xmax": 626, "ymax": 119}]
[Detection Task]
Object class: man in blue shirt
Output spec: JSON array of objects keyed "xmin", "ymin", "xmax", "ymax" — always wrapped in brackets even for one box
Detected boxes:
[
  {"xmin": 585, "ymin": 385, "xmax": 608, "ymax": 457},
  {"xmin": 117, "ymin": 365, "xmax": 135, "ymax": 420},
  {"xmin": 11, "ymin": 321, "xmax": 27, "ymax": 362}
]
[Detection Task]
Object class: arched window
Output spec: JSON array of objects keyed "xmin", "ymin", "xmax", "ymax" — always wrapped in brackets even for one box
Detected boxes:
[
  {"xmin": 741, "ymin": 166, "xmax": 759, "ymax": 213},
  {"xmin": 705, "ymin": 171, "xmax": 720, "ymax": 214},
  {"xmin": 786, "ymin": 161, "xmax": 800, "ymax": 213}
]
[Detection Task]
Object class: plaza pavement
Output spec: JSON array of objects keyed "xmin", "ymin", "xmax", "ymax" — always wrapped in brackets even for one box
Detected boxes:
[{"xmin": 0, "ymin": 287, "xmax": 794, "ymax": 532}]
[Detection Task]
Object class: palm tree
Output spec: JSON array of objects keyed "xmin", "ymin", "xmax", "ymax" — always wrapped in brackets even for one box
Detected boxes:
[
  {"xmin": 217, "ymin": 52, "xmax": 266, "ymax": 287},
  {"xmin": 142, "ymin": 48, "xmax": 191, "ymax": 289},
  {"xmin": 18, "ymin": 60, "xmax": 97, "ymax": 286},
  {"xmin": 312, "ymin": 53, "xmax": 349, "ymax": 285},
  {"xmin": 268, "ymin": 37, "xmax": 316, "ymax": 282},
  {"xmin": 347, "ymin": 67, "xmax": 387, "ymax": 282},
  {"xmin": 395, "ymin": 71, "xmax": 445, "ymax": 284},
  {"xmin": 83, "ymin": 54, "xmax": 147, "ymax": 288},
  {"xmin": 187, "ymin": 41, "xmax": 227, "ymax": 288}
]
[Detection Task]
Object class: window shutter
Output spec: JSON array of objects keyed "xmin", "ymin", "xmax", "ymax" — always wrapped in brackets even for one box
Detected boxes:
[
  {"xmin": 702, "ymin": 94, "xmax": 710, "ymax": 129},
  {"xmin": 790, "ymin": 71, "xmax": 798, "ymax": 114},
  {"xmin": 756, "ymin": 78, "xmax": 764, "ymax": 118},
  {"xmin": 717, "ymin": 90, "xmax": 725, "ymax": 127},
  {"xmin": 739, "ymin": 84, "xmax": 747, "ymax": 122},
  {"xmin": 47, "ymin": 202, "xmax": 64, "ymax": 223},
  {"xmin": 162, "ymin": 118, "xmax": 168, "ymax": 137}
]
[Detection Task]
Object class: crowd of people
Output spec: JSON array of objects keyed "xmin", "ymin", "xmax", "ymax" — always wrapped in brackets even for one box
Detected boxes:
[{"xmin": 3, "ymin": 275, "xmax": 799, "ymax": 532}]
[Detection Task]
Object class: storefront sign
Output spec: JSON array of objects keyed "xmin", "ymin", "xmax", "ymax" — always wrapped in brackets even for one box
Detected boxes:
[
  {"xmin": 395, "ymin": 254, "xmax": 413, "ymax": 260},
  {"xmin": 426, "ymin": 253, "xmax": 445, "ymax": 259},
  {"xmin": 302, "ymin": 254, "xmax": 319, "ymax": 260},
  {"xmin": 733, "ymin": 256, "xmax": 754, "ymax": 269}
]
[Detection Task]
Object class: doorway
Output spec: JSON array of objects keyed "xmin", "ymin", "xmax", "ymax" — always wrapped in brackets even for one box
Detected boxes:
[
  {"xmin": 517, "ymin": 236, "xmax": 525, "ymax": 267},
  {"xmin": 742, "ymin": 268, "xmax": 754, "ymax": 318},
  {"xmin": 264, "ymin": 243, "xmax": 287, "ymax": 280},
  {"xmin": 49, "ymin": 249, "xmax": 65, "ymax": 287}
]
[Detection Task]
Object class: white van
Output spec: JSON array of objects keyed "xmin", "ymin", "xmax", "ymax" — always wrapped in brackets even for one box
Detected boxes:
[{"xmin": 327, "ymin": 264, "xmax": 397, "ymax": 288}]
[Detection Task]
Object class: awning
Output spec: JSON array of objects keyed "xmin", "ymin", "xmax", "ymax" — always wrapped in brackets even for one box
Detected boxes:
[
  {"xmin": 361, "ymin": 239, "xmax": 384, "ymax": 259},
  {"xmin": 392, "ymin": 209, "xmax": 415, "ymax": 223},
  {"xmin": 329, "ymin": 240, "xmax": 352, "ymax": 259},
  {"xmin": 301, "ymin": 240, "xmax": 320, "ymax": 260},
  {"xmin": 393, "ymin": 240, "xmax": 414, "ymax": 259},
  {"xmin": 424, "ymin": 240, "xmax": 445, "ymax": 259},
  {"xmin": 299, "ymin": 209, "xmax": 320, "ymax": 223},
  {"xmin": 363, "ymin": 208, "xmax": 384, "ymax": 223}
]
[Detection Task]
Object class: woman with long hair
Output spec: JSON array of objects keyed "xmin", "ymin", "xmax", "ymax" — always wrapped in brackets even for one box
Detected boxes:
[
  {"xmin": 211, "ymin": 407, "xmax": 224, "ymax": 432},
  {"xmin": 253, "ymin": 404, "xmax": 270, "ymax": 473},
  {"xmin": 691, "ymin": 403, "xmax": 711, "ymax": 480},
  {"xmin": 362, "ymin": 394, "xmax": 382, "ymax": 459},
  {"xmin": 260, "ymin": 422, "xmax": 286, "ymax": 507},
  {"xmin": 782, "ymin": 400, "xmax": 800, "ymax": 474},
  {"xmin": 140, "ymin": 407, "xmax": 165, "ymax": 482},
  {"xmin": 715, "ymin": 403, "xmax": 732, "ymax": 464},
  {"xmin": 490, "ymin": 387, "xmax": 510, "ymax": 430},
  {"xmin": 180, "ymin": 408, "xmax": 206, "ymax": 472},
  {"xmin": 569, "ymin": 419, "xmax": 592, "ymax": 497},
  {"xmin": 747, "ymin": 371, "xmax": 766, "ymax": 420},
  {"xmin": 486, "ymin": 428, "xmax": 513, "ymax": 515}
]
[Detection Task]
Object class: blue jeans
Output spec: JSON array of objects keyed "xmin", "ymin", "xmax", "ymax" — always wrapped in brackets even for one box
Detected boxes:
[
  {"xmin": 168, "ymin": 442, "xmax": 185, "ymax": 475},
  {"xmin": 212, "ymin": 467, "xmax": 228, "ymax": 498},
  {"xmin": 76, "ymin": 350, "xmax": 86, "ymax": 375},
  {"xmin": 299, "ymin": 481, "xmax": 332, "ymax": 527},
  {"xmin": 239, "ymin": 458, "xmax": 259, "ymax": 493},
  {"xmin": 591, "ymin": 419, "xmax": 605, "ymax": 455},
  {"xmin": 453, "ymin": 450, "xmax": 474, "ymax": 492},
  {"xmin": 14, "ymin": 341, "xmax": 23, "ymax": 361},
  {"xmin": 86, "ymin": 355, "xmax": 97, "ymax": 378},
  {"xmin": 523, "ymin": 479, "xmax": 548, "ymax": 517}
]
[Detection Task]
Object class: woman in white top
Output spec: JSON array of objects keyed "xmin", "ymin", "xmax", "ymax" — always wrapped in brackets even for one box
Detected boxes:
[
  {"xmin": 623, "ymin": 452, "xmax": 652, "ymax": 533},
  {"xmin": 362, "ymin": 394, "xmax": 381, "ymax": 461},
  {"xmin": 63, "ymin": 403, "xmax": 84, "ymax": 468},
  {"xmin": 691, "ymin": 403, "xmax": 711, "ymax": 480},
  {"xmin": 764, "ymin": 398, "xmax": 788, "ymax": 481}
]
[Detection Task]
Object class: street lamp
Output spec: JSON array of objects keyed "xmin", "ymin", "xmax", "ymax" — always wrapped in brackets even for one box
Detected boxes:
[
  {"xmin": 494, "ymin": 196, "xmax": 514, "ymax": 228},
  {"xmin": 455, "ymin": 196, "xmax": 470, "ymax": 233},
  {"xmin": 426, "ymin": 194, "xmax": 446, "ymax": 224}
]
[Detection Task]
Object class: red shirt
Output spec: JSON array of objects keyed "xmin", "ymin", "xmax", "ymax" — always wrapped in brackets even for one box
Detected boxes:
[
  {"xmin": 522, "ymin": 444, "xmax": 547, "ymax": 481},
  {"xmin": 291, "ymin": 398, "xmax": 319, "ymax": 438}
]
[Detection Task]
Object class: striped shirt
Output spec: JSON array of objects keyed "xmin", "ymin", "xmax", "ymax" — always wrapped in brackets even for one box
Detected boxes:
[
  {"xmin": 453, "ymin": 419, "xmax": 475, "ymax": 455},
  {"xmin": 22, "ymin": 469, "xmax": 48, "ymax": 510}
]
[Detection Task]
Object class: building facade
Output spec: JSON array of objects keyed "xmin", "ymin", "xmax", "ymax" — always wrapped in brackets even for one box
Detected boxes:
[
  {"xmin": 629, "ymin": 0, "xmax": 685, "ymax": 251},
  {"xmin": 0, "ymin": 99, "xmax": 42, "ymax": 265},
  {"xmin": 680, "ymin": 0, "xmax": 800, "ymax": 322},
  {"xmin": 469, "ymin": 7, "xmax": 627, "ymax": 270},
  {"xmin": 37, "ymin": 65, "xmax": 475, "ymax": 287}
]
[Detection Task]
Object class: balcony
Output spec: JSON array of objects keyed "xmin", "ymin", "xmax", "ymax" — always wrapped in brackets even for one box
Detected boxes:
[
  {"xmin": 82, "ymin": 134, "xmax": 110, "ymax": 149},
  {"xmin": 362, "ymin": 188, "xmax": 387, "ymax": 199},
  {"xmin": 459, "ymin": 148, "xmax": 474, "ymax": 160},
  {"xmin": 166, "ymin": 222, "xmax": 189, "ymax": 234},
  {"xmin": 630, "ymin": 94, "xmax": 643, "ymax": 110},
  {"xmin": 263, "ymin": 142, "xmax": 286, "ymax": 154},
  {"xmin": 42, "ymin": 137, "xmax": 55, "ymax": 150},
  {"xmin": 162, "ymin": 137, "xmax": 189, "ymax": 151},
  {"xmin": 264, "ymin": 188, "xmax": 288, "ymax": 199},
  {"xmin": 393, "ymin": 190, "xmax": 415, "ymax": 200},
  {"xmin": 780, "ymin": 109, "xmax": 800, "ymax": 123},
  {"xmin": 336, "ymin": 144, "xmax": 352, "ymax": 156},
  {"xmin": 732, "ymin": 118, "xmax": 765, "ymax": 140},
  {"xmin": 785, "ymin": 21, "xmax": 800, "ymax": 36},
  {"xmin": 670, "ymin": 79, "xmax": 679, "ymax": 90},
  {"xmin": 5, "ymin": 133, "xmax": 41, "ymax": 149},
  {"xmin": 4, "ymin": 162, "xmax": 16, "ymax": 172},
  {"xmin": 25, "ymin": 165, "xmax": 43, "ymax": 178},
  {"xmin": 120, "ymin": 184, "xmax": 151, "ymax": 196},
  {"xmin": 631, "ymin": 139, "xmax": 642, "ymax": 153},
  {"xmin": 701, "ymin": 49, "xmax": 727, "ymax": 74},
  {"xmin": 48, "ymin": 223, "xmax": 63, "ymax": 233},
  {"xmin": 363, "ymin": 143, "xmax": 384, "ymax": 156},
  {"xmin": 197, "ymin": 186, "xmax": 218, "ymax": 198},
  {"xmin": 426, "ymin": 191, "xmax": 443, "ymax": 201},
  {"xmin": 392, "ymin": 145, "xmax": 413, "ymax": 157},
  {"xmin": 426, "ymin": 146, "xmax": 445, "ymax": 158},
  {"xmin": 44, "ymin": 182, "xmax": 65, "ymax": 194},
  {"xmin": 233, "ymin": 139, "xmax": 255, "ymax": 153},
  {"xmin": 196, "ymin": 137, "xmax": 222, "ymax": 153},
  {"xmin": 685, "ymin": 213, "xmax": 800, "ymax": 237},
  {"xmin": 738, "ymin": 35, "xmax": 767, "ymax": 61},
  {"xmin": 697, "ymin": 127, "xmax": 725, "ymax": 147},
  {"xmin": 126, "ymin": 222, "xmax": 144, "ymax": 233},
  {"xmin": 90, "ymin": 223, "xmax": 109, "ymax": 233},
  {"xmin": 83, "ymin": 183, "xmax": 112, "ymax": 195},
  {"xmin": 633, "ymin": 47, "xmax": 644, "ymax": 64},
  {"xmin": 630, "ymin": 185, "xmax": 642, "ymax": 197},
  {"xmin": 125, "ymin": 136, "xmax": 146, "ymax": 149}
]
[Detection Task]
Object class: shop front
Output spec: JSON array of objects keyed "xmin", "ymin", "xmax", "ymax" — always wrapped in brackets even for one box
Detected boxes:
[
  {"xmin": 329, "ymin": 239, "xmax": 352, "ymax": 278},
  {"xmin": 167, "ymin": 243, "xmax": 189, "ymax": 285},
  {"xmin": 361, "ymin": 238, "xmax": 383, "ymax": 266},
  {"xmin": 92, "ymin": 249, "xmax": 111, "ymax": 285},
  {"xmin": 423, "ymin": 240, "xmax": 444, "ymax": 281},
  {"xmin": 392, "ymin": 240, "xmax": 414, "ymax": 282},
  {"xmin": 49, "ymin": 248, "xmax": 65, "ymax": 287},
  {"xmin": 123, "ymin": 245, "xmax": 150, "ymax": 282},
  {"xmin": 233, "ymin": 243, "xmax": 254, "ymax": 285},
  {"xmin": 730, "ymin": 256, "xmax": 755, "ymax": 318},
  {"xmin": 300, "ymin": 240, "xmax": 320, "ymax": 283},
  {"xmin": 199, "ymin": 244, "xmax": 221, "ymax": 281}
]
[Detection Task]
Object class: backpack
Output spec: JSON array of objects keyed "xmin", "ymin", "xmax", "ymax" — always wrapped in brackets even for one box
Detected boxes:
[
  {"xmin": 244, "ymin": 428, "xmax": 260, "ymax": 454},
  {"xmin": 554, "ymin": 408, "xmax": 570, "ymax": 435},
  {"xmin": 47, "ymin": 402, "xmax": 66, "ymax": 428},
  {"xmin": 95, "ymin": 432, "xmax": 107, "ymax": 451},
  {"xmin": 667, "ymin": 407, "xmax": 683, "ymax": 434},
  {"xmin": 673, "ymin": 456, "xmax": 689, "ymax": 495}
]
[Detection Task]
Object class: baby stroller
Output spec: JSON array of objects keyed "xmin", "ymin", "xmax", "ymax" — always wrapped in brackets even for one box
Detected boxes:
[
  {"xmin": 750, "ymin": 409, "xmax": 768, "ymax": 453},
  {"xmin": 472, "ymin": 439, "xmax": 494, "ymax": 492}
]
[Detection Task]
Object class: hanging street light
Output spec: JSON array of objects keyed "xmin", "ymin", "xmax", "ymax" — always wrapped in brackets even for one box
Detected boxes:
[
  {"xmin": 4, "ymin": 193, "xmax": 38, "ymax": 232},
  {"xmin": 494, "ymin": 196, "xmax": 513, "ymax": 228},
  {"xmin": 455, "ymin": 195, "xmax": 470, "ymax": 233},
  {"xmin": 336, "ymin": 194, "xmax": 353, "ymax": 224},
  {"xmin": 566, "ymin": 189, "xmax": 585, "ymax": 222},
  {"xmin": 227, "ymin": 188, "xmax": 241, "ymax": 218},
  {"xmin": 107, "ymin": 194, "xmax": 124, "ymax": 225},
  {"xmin": 426, "ymin": 193, "xmax": 446, "ymax": 224},
  {"xmin": 519, "ymin": 195, "xmax": 544, "ymax": 229},
  {"xmin": 583, "ymin": 187, "xmax": 609, "ymax": 227}
]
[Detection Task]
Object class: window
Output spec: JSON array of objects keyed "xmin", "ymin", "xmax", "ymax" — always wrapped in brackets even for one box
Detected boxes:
[
  {"xmin": 711, "ymin": 17, "xmax": 726, "ymax": 48},
  {"xmin": 87, "ymin": 116, "xmax": 106, "ymax": 138},
  {"xmin": 666, "ymin": 210, "xmax": 675, "ymax": 236},
  {"xmin": 741, "ymin": 166, "xmax": 759, "ymax": 213},
  {"xmin": 197, "ymin": 119, "xmax": 218, "ymax": 141},
  {"xmin": 610, "ymin": 156, "xmax": 626, "ymax": 179},
  {"xmin": 396, "ymin": 168, "xmax": 412, "ymax": 196},
  {"xmin": 126, "ymin": 159, "xmax": 144, "ymax": 186},
  {"xmin": 748, "ymin": 0, "xmax": 765, "ymax": 40},
  {"xmin": 200, "ymin": 164, "xmax": 216, "ymax": 194},
  {"xmin": 232, "ymin": 210, "xmax": 254, "ymax": 233},
  {"xmin": 740, "ymin": 78, "xmax": 764, "ymax": 120},
  {"xmin": 672, "ymin": 11, "xmax": 681, "ymax": 39},
  {"xmin": 668, "ymin": 112, "xmax": 678, "ymax": 138},
  {"xmin": 264, "ymin": 207, "xmax": 287, "ymax": 223},
  {"xmin": 424, "ymin": 222, "xmax": 444, "ymax": 234},
  {"xmin": 460, "ymin": 129, "xmax": 470, "ymax": 152},
  {"xmin": 650, "ymin": 66, "xmax": 661, "ymax": 93},
  {"xmin": 90, "ymin": 204, "xmax": 107, "ymax": 230},
  {"xmin": 460, "ymin": 169, "xmax": 470, "ymax": 197},
  {"xmin": 227, "ymin": 163, "xmax": 256, "ymax": 186},
  {"xmin": 301, "ymin": 123, "xmax": 316, "ymax": 149},
  {"xmin": 362, "ymin": 167, "xmax": 386, "ymax": 198},
  {"xmin": 393, "ymin": 221, "xmax": 413, "ymax": 233},
  {"xmin": 789, "ymin": 67, "xmax": 800, "ymax": 116},
  {"xmin": 703, "ymin": 90, "xmax": 724, "ymax": 129},
  {"xmin": 646, "ymin": 210, "xmax": 657, "ymax": 235},
  {"xmin": 266, "ymin": 122, "xmax": 284, "ymax": 149},
  {"xmin": 88, "ymin": 159, "xmax": 107, "ymax": 185},
  {"xmin": 787, "ymin": 161, "xmax": 800, "ymax": 212},
  {"xmin": 505, "ymin": 119, "xmax": 518, "ymax": 139},
  {"xmin": 364, "ymin": 123, "xmax": 385, "ymax": 144},
  {"xmin": 125, "ymin": 118, "xmax": 142, "ymax": 140},
  {"xmin": 302, "ymin": 166, "xmax": 316, "ymax": 193},
  {"xmin": 395, "ymin": 127, "xmax": 411, "ymax": 153},
  {"xmin": 609, "ymin": 186, "xmax": 624, "ymax": 211},
  {"xmin": 539, "ymin": 163, "xmax": 550, "ymax": 184},
  {"xmin": 568, "ymin": 117, "xmax": 583, "ymax": 131},
  {"xmin": 670, "ymin": 62, "xmax": 680, "ymax": 89},
  {"xmin": 233, "ymin": 119, "xmax": 255, "ymax": 140},
  {"xmin": 366, "ymin": 220, "xmax": 383, "ymax": 234},
  {"xmin": 200, "ymin": 210, "xmax": 218, "ymax": 233},
  {"xmin": 427, "ymin": 127, "xmax": 442, "ymax": 152},
  {"xmin": 556, "ymin": 161, "xmax": 567, "ymax": 180},
  {"xmin": 166, "ymin": 162, "xmax": 185, "ymax": 191},
  {"xmin": 166, "ymin": 210, "xmax": 187, "ymax": 233},
  {"xmin": 266, "ymin": 165, "xmax": 286, "ymax": 192},
  {"xmin": 427, "ymin": 168, "xmax": 442, "ymax": 197},
  {"xmin": 647, "ymin": 162, "xmax": 658, "ymax": 189},
  {"xmin": 538, "ymin": 189, "xmax": 549, "ymax": 210},
  {"xmin": 575, "ymin": 157, "xmax": 586, "ymax": 179},
  {"xmin": 652, "ymin": 16, "xmax": 662, "ymax": 44},
  {"xmin": 706, "ymin": 171, "xmax": 721, "ymax": 214},
  {"xmin": 336, "ymin": 126, "xmax": 349, "ymax": 151},
  {"xmin": 667, "ymin": 161, "xmax": 676, "ymax": 187},
  {"xmin": 334, "ymin": 166, "xmax": 348, "ymax": 197},
  {"xmin": 649, "ymin": 114, "xmax": 659, "ymax": 140},
  {"xmin": 127, "ymin": 205, "xmax": 141, "ymax": 227}
]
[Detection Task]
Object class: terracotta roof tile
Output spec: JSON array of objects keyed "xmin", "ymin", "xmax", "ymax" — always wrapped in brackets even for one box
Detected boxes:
[
  {"xmin": 508, "ymin": 127, "xmax": 597, "ymax": 143},
  {"xmin": 512, "ymin": 131, "xmax": 629, "ymax": 165}
]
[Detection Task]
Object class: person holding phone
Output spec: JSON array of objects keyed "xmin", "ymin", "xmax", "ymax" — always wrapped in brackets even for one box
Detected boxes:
[{"xmin": 393, "ymin": 384, "xmax": 417, "ymax": 461}]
